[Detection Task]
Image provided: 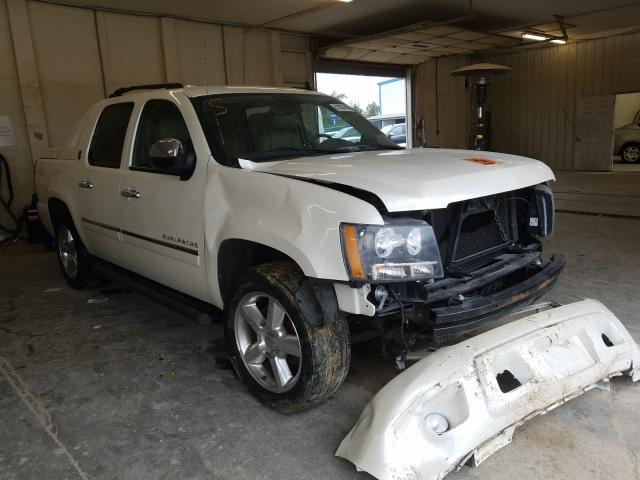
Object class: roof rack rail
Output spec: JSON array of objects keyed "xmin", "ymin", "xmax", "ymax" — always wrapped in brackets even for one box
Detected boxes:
[{"xmin": 108, "ymin": 83, "xmax": 184, "ymax": 98}]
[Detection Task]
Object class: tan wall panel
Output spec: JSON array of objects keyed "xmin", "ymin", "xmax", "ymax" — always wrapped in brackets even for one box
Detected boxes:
[
  {"xmin": 414, "ymin": 55, "xmax": 470, "ymax": 149},
  {"xmin": 280, "ymin": 33, "xmax": 307, "ymax": 51},
  {"xmin": 415, "ymin": 31, "xmax": 640, "ymax": 171},
  {"xmin": 0, "ymin": 0, "xmax": 33, "ymax": 224},
  {"xmin": 0, "ymin": 1, "xmax": 311, "ymax": 214},
  {"xmin": 222, "ymin": 26, "xmax": 245, "ymax": 84},
  {"xmin": 174, "ymin": 20, "xmax": 226, "ymax": 85},
  {"xmin": 222, "ymin": 26, "xmax": 276, "ymax": 86},
  {"xmin": 244, "ymin": 29, "xmax": 276, "ymax": 85},
  {"xmin": 281, "ymin": 33, "xmax": 310, "ymax": 87},
  {"xmin": 282, "ymin": 51, "xmax": 308, "ymax": 86},
  {"xmin": 28, "ymin": 2, "xmax": 104, "ymax": 146},
  {"xmin": 485, "ymin": 32, "xmax": 640, "ymax": 170},
  {"xmin": 97, "ymin": 12, "xmax": 164, "ymax": 95}
]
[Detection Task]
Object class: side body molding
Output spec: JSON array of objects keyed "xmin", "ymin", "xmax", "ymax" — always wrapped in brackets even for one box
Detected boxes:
[{"xmin": 336, "ymin": 299, "xmax": 640, "ymax": 480}]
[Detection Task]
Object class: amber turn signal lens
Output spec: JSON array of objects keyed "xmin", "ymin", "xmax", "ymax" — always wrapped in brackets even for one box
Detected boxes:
[{"xmin": 342, "ymin": 225, "xmax": 365, "ymax": 280}]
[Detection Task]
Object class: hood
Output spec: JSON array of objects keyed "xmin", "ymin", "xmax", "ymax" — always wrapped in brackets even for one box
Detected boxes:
[{"xmin": 240, "ymin": 148, "xmax": 555, "ymax": 212}]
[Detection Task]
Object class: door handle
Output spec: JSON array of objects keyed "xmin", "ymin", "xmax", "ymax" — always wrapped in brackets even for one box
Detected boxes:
[
  {"xmin": 78, "ymin": 180, "xmax": 94, "ymax": 189},
  {"xmin": 120, "ymin": 188, "xmax": 141, "ymax": 199}
]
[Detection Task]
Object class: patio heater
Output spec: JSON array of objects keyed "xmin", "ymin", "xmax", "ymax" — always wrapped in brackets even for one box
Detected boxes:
[{"xmin": 450, "ymin": 63, "xmax": 511, "ymax": 151}]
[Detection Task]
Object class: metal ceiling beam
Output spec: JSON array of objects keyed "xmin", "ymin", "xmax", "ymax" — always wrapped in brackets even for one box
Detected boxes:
[
  {"xmin": 316, "ymin": 14, "xmax": 477, "ymax": 54},
  {"xmin": 491, "ymin": 1, "xmax": 639, "ymax": 36},
  {"xmin": 29, "ymin": 0, "xmax": 340, "ymax": 39}
]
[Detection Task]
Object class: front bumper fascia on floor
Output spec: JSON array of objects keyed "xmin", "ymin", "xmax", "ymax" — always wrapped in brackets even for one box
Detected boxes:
[{"xmin": 336, "ymin": 299, "xmax": 640, "ymax": 480}]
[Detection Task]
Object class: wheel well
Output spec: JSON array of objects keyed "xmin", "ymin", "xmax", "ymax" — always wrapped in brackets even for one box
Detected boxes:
[
  {"xmin": 217, "ymin": 239, "xmax": 299, "ymax": 302},
  {"xmin": 48, "ymin": 198, "xmax": 71, "ymax": 232}
]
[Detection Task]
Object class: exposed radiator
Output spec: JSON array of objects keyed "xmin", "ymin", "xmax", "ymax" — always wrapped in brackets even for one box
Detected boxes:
[{"xmin": 448, "ymin": 196, "xmax": 514, "ymax": 270}]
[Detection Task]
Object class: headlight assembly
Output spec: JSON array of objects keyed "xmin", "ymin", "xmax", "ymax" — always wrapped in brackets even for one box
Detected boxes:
[{"xmin": 340, "ymin": 220, "xmax": 444, "ymax": 282}]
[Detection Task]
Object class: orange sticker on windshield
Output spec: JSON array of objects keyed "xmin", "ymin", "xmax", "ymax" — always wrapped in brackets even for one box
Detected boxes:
[{"xmin": 464, "ymin": 157, "xmax": 499, "ymax": 165}]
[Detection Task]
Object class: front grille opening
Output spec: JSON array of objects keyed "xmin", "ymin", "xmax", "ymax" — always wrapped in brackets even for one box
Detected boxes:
[
  {"xmin": 453, "ymin": 210, "xmax": 508, "ymax": 265},
  {"xmin": 426, "ymin": 188, "xmax": 539, "ymax": 276}
]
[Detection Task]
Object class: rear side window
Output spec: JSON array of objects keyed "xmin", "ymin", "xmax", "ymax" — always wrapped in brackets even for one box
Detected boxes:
[{"xmin": 89, "ymin": 102, "xmax": 134, "ymax": 168}]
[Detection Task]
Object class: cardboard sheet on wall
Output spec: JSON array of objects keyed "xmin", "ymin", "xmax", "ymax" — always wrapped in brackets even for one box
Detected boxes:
[{"xmin": 0, "ymin": 116, "xmax": 16, "ymax": 147}]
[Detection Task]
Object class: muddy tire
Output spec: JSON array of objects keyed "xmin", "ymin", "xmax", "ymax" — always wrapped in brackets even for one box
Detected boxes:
[
  {"xmin": 224, "ymin": 260, "xmax": 351, "ymax": 413},
  {"xmin": 55, "ymin": 217, "xmax": 91, "ymax": 289}
]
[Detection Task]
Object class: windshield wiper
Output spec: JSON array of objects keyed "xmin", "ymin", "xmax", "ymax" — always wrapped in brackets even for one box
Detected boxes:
[
  {"xmin": 244, "ymin": 146, "xmax": 353, "ymax": 161},
  {"xmin": 354, "ymin": 143, "xmax": 404, "ymax": 151}
]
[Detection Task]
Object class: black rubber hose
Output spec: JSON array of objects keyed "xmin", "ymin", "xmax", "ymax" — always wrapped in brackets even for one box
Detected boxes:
[{"xmin": 0, "ymin": 153, "xmax": 23, "ymax": 241}]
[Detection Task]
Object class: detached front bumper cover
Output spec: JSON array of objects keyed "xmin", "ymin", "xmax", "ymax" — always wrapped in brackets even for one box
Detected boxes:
[{"xmin": 336, "ymin": 299, "xmax": 640, "ymax": 480}]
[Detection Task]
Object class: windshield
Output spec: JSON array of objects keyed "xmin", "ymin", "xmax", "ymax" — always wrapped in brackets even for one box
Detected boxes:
[{"xmin": 192, "ymin": 93, "xmax": 402, "ymax": 165}]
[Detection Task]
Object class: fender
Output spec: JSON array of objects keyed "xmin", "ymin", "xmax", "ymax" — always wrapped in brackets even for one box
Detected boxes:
[{"xmin": 202, "ymin": 163, "xmax": 385, "ymax": 307}]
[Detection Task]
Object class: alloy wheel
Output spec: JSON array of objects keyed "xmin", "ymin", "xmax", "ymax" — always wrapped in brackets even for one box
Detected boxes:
[
  {"xmin": 58, "ymin": 225, "xmax": 79, "ymax": 278},
  {"xmin": 234, "ymin": 292, "xmax": 302, "ymax": 393}
]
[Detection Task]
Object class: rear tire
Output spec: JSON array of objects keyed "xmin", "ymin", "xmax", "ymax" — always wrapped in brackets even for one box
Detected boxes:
[
  {"xmin": 55, "ymin": 218, "xmax": 90, "ymax": 289},
  {"xmin": 621, "ymin": 143, "xmax": 640, "ymax": 163},
  {"xmin": 224, "ymin": 261, "xmax": 350, "ymax": 413}
]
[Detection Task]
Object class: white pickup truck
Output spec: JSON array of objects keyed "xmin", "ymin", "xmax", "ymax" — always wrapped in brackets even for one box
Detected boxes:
[{"xmin": 36, "ymin": 83, "xmax": 564, "ymax": 412}]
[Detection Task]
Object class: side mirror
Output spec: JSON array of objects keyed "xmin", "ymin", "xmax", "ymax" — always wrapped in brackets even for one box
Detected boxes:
[{"xmin": 149, "ymin": 138, "xmax": 195, "ymax": 180}]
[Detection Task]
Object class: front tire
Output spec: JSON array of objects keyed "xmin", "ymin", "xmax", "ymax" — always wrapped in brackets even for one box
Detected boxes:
[
  {"xmin": 55, "ymin": 219, "xmax": 90, "ymax": 289},
  {"xmin": 621, "ymin": 143, "xmax": 640, "ymax": 163},
  {"xmin": 224, "ymin": 261, "xmax": 350, "ymax": 413}
]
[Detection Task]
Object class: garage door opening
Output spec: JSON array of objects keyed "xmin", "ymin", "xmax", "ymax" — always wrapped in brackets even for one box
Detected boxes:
[
  {"xmin": 315, "ymin": 72, "xmax": 409, "ymax": 147},
  {"xmin": 613, "ymin": 92, "xmax": 640, "ymax": 172}
]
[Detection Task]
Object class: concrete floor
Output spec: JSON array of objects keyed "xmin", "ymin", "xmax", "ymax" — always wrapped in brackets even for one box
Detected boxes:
[
  {"xmin": 613, "ymin": 157, "xmax": 640, "ymax": 173},
  {"xmin": 1, "ymin": 211, "xmax": 639, "ymax": 480}
]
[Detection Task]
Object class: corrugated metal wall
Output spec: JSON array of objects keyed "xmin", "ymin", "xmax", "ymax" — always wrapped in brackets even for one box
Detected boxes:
[
  {"xmin": 485, "ymin": 31, "xmax": 640, "ymax": 170},
  {"xmin": 414, "ymin": 31, "xmax": 640, "ymax": 170},
  {"xmin": 27, "ymin": 2, "xmax": 312, "ymax": 148},
  {"xmin": 414, "ymin": 55, "xmax": 471, "ymax": 150},
  {"xmin": 0, "ymin": 0, "xmax": 312, "ymax": 225}
]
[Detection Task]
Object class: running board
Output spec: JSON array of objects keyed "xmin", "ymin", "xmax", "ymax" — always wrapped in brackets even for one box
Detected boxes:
[{"xmin": 91, "ymin": 258, "xmax": 221, "ymax": 322}]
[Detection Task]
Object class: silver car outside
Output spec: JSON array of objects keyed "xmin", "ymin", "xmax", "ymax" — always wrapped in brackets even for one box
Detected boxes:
[{"xmin": 614, "ymin": 109, "xmax": 640, "ymax": 163}]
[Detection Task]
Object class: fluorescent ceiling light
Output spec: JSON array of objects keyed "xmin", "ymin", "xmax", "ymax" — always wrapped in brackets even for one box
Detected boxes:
[
  {"xmin": 522, "ymin": 32, "xmax": 548, "ymax": 41},
  {"xmin": 335, "ymin": 0, "xmax": 353, "ymax": 2},
  {"xmin": 550, "ymin": 38, "xmax": 567, "ymax": 44}
]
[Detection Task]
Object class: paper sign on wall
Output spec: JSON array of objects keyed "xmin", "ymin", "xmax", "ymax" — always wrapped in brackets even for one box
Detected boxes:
[{"xmin": 0, "ymin": 116, "xmax": 16, "ymax": 147}]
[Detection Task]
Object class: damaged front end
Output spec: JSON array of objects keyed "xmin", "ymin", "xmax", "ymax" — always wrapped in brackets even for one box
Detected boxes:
[
  {"xmin": 338, "ymin": 184, "xmax": 564, "ymax": 343},
  {"xmin": 336, "ymin": 299, "xmax": 640, "ymax": 480}
]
